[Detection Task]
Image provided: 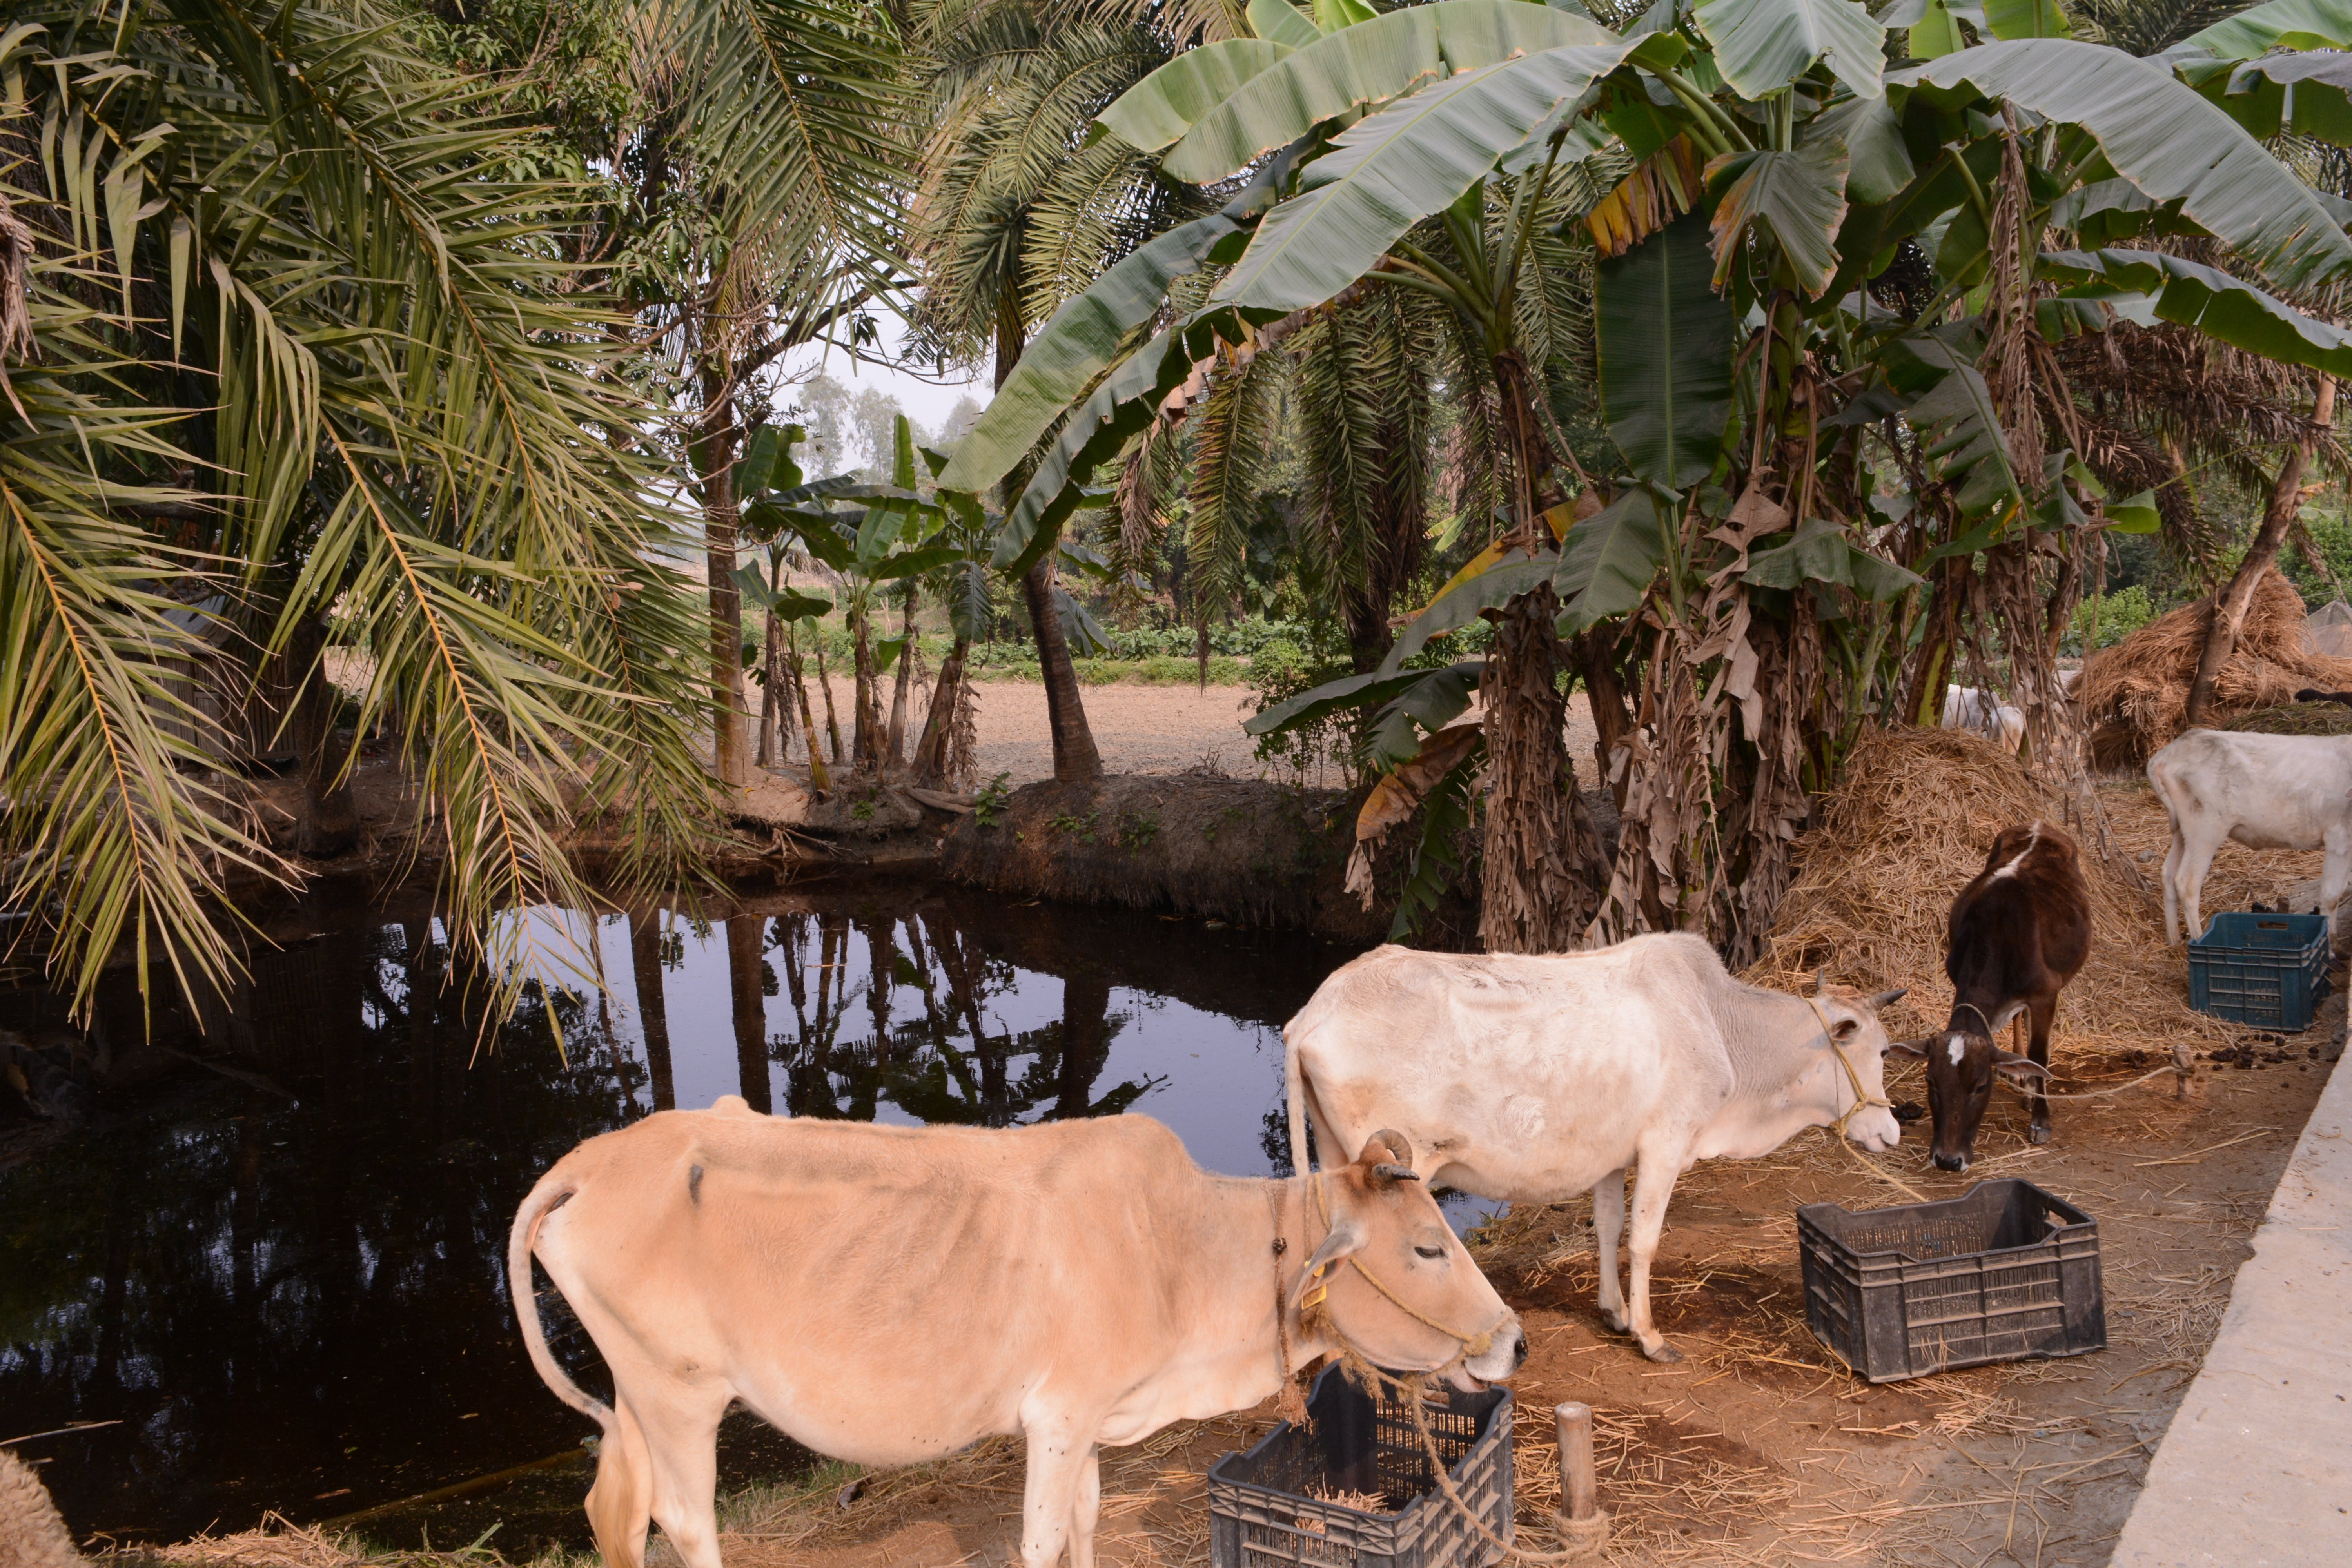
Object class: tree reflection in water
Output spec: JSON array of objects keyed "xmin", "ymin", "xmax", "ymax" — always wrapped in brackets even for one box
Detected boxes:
[
  {"xmin": 757, "ymin": 909, "xmax": 1162, "ymax": 1127},
  {"xmin": 0, "ymin": 883, "xmax": 1334, "ymax": 1548}
]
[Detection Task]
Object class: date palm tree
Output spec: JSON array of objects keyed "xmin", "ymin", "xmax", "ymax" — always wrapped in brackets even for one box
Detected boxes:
[
  {"xmin": 904, "ymin": 0, "xmax": 1219, "ymax": 780},
  {"xmin": 2, "ymin": 0, "xmax": 717, "ymax": 1014}
]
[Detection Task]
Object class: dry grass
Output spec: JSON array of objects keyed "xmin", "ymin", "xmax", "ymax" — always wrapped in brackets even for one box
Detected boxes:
[
  {"xmin": 1750, "ymin": 726, "xmax": 2317, "ymax": 1082},
  {"xmin": 2077, "ymin": 568, "xmax": 2352, "ymax": 769}
]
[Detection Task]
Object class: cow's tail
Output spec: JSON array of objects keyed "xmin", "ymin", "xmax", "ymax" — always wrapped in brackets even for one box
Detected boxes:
[
  {"xmin": 508, "ymin": 1169, "xmax": 612, "ymax": 1430},
  {"xmin": 1285, "ymin": 1023, "xmax": 1314, "ymax": 1176}
]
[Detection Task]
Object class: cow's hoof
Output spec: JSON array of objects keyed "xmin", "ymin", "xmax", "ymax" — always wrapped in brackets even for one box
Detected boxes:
[
  {"xmin": 2028, "ymin": 1124, "xmax": 2052, "ymax": 1145},
  {"xmin": 1601, "ymin": 1308, "xmax": 1629, "ymax": 1334},
  {"xmin": 1641, "ymin": 1339, "xmax": 1684, "ymax": 1365}
]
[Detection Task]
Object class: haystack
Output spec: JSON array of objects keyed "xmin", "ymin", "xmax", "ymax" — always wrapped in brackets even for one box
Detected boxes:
[
  {"xmin": 2077, "ymin": 568, "xmax": 2352, "ymax": 769},
  {"xmin": 1751, "ymin": 727, "xmax": 2296, "ymax": 1067}
]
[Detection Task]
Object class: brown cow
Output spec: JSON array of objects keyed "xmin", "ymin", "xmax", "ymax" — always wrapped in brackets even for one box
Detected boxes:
[
  {"xmin": 510, "ymin": 1100, "xmax": 1523, "ymax": 1568},
  {"xmin": 1892, "ymin": 822, "xmax": 2092, "ymax": 1170}
]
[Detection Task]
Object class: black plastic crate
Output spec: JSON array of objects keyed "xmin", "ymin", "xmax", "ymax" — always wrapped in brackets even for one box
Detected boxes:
[
  {"xmin": 2187, "ymin": 911, "xmax": 2332, "ymax": 1032},
  {"xmin": 1209, "ymin": 1364, "xmax": 1513, "ymax": 1568},
  {"xmin": 1798, "ymin": 1180, "xmax": 2106, "ymax": 1383}
]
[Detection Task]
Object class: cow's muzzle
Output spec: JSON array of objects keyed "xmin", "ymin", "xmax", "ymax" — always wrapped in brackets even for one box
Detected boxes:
[{"xmin": 1933, "ymin": 1151, "xmax": 1971, "ymax": 1173}]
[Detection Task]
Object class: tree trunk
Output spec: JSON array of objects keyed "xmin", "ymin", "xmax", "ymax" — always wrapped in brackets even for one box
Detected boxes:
[
  {"xmin": 790, "ymin": 632, "xmax": 830, "ymax": 794},
  {"xmin": 628, "ymin": 912, "xmax": 676, "ymax": 1113},
  {"xmin": 726, "ymin": 914, "xmax": 772, "ymax": 1113},
  {"xmin": 1479, "ymin": 584, "xmax": 1602, "ymax": 953},
  {"xmin": 852, "ymin": 609, "xmax": 882, "ymax": 771},
  {"xmin": 995, "ymin": 292, "xmax": 1102, "ymax": 782},
  {"xmin": 694, "ymin": 359, "xmax": 751, "ymax": 789},
  {"xmin": 814, "ymin": 636, "xmax": 844, "ymax": 763},
  {"xmin": 915, "ymin": 635, "xmax": 968, "ymax": 786},
  {"xmin": 287, "ymin": 612, "xmax": 360, "ymax": 857},
  {"xmin": 887, "ymin": 585, "xmax": 918, "ymax": 766},
  {"xmin": 1491, "ymin": 348, "xmax": 1556, "ymax": 544},
  {"xmin": 2187, "ymin": 375, "xmax": 2336, "ymax": 727},
  {"xmin": 756, "ymin": 606, "xmax": 781, "ymax": 769},
  {"xmin": 1570, "ymin": 628, "xmax": 1634, "ymax": 807},
  {"xmin": 1343, "ymin": 591, "xmax": 1392, "ymax": 677},
  {"xmin": 1024, "ymin": 562, "xmax": 1103, "ymax": 782}
]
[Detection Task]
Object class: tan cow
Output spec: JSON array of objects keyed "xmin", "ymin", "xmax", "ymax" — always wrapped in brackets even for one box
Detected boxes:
[{"xmin": 510, "ymin": 1097, "xmax": 1523, "ymax": 1568}]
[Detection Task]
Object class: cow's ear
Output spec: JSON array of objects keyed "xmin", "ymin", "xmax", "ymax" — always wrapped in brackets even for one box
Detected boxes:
[
  {"xmin": 1294, "ymin": 1214, "xmax": 1366, "ymax": 1307},
  {"xmin": 1886, "ymin": 1037, "xmax": 1930, "ymax": 1061},
  {"xmin": 1992, "ymin": 1051, "xmax": 2050, "ymax": 1088}
]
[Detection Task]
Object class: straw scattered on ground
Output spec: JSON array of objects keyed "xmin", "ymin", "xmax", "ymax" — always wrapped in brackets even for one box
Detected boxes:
[
  {"xmin": 1750, "ymin": 725, "xmax": 2326, "ymax": 1081},
  {"xmin": 2076, "ymin": 569, "xmax": 2352, "ymax": 769}
]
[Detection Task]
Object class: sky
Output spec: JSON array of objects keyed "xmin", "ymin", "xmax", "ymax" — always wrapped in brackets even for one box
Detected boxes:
[{"xmin": 777, "ymin": 309, "xmax": 988, "ymax": 435}]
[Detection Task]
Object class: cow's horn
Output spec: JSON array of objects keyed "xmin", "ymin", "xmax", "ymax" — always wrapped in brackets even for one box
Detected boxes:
[
  {"xmin": 1870, "ymin": 987, "xmax": 1908, "ymax": 1010},
  {"xmin": 1370, "ymin": 1163, "xmax": 1423, "ymax": 1185},
  {"xmin": 1365, "ymin": 1129, "xmax": 1415, "ymax": 1171},
  {"xmin": 1814, "ymin": 968, "xmax": 1829, "ymax": 996}
]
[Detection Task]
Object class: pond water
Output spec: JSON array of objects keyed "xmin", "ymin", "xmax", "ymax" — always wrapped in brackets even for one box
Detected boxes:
[{"xmin": 0, "ymin": 875, "xmax": 1484, "ymax": 1552}]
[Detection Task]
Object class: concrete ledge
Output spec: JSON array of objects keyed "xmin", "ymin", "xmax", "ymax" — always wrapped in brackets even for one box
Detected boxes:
[{"xmin": 2110, "ymin": 1027, "xmax": 2352, "ymax": 1566}]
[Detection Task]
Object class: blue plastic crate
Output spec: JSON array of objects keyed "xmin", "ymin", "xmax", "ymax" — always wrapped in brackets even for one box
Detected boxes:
[{"xmin": 2187, "ymin": 911, "xmax": 2332, "ymax": 1032}]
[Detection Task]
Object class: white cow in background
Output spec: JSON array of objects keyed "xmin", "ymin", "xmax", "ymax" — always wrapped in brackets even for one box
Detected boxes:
[
  {"xmin": 1283, "ymin": 936, "xmax": 1906, "ymax": 1363},
  {"xmin": 1943, "ymin": 685, "xmax": 2026, "ymax": 752},
  {"xmin": 2147, "ymin": 728, "xmax": 2352, "ymax": 943}
]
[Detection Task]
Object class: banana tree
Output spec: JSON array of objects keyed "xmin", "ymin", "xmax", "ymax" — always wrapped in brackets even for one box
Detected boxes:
[
  {"xmin": 742, "ymin": 417, "xmax": 957, "ymax": 774},
  {"xmin": 935, "ymin": 0, "xmax": 2352, "ymax": 959}
]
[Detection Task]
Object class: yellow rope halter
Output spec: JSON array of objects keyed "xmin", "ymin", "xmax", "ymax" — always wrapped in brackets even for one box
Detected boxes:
[{"xmin": 1302, "ymin": 1174, "xmax": 1499, "ymax": 1360}]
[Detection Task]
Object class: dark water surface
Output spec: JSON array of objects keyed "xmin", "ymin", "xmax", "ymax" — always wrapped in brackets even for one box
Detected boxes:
[{"xmin": 0, "ymin": 876, "xmax": 1427, "ymax": 1551}]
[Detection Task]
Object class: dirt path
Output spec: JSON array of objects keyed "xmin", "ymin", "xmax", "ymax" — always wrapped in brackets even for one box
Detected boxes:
[
  {"xmin": 676, "ymin": 995, "xmax": 2341, "ymax": 1568},
  {"xmin": 793, "ymin": 674, "xmax": 1605, "ymax": 789}
]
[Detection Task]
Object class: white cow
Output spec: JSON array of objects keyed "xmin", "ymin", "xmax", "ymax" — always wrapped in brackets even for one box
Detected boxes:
[
  {"xmin": 1943, "ymin": 686, "xmax": 2026, "ymax": 752},
  {"xmin": 1284, "ymin": 935, "xmax": 1905, "ymax": 1363},
  {"xmin": 2148, "ymin": 728, "xmax": 2352, "ymax": 944}
]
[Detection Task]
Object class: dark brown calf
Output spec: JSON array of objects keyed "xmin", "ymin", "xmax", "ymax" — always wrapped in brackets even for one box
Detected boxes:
[{"xmin": 1891, "ymin": 822, "xmax": 2092, "ymax": 1171}]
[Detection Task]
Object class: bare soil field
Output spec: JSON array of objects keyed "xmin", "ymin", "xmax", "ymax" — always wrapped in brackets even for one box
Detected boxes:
[{"xmin": 794, "ymin": 674, "xmax": 1605, "ymax": 790}]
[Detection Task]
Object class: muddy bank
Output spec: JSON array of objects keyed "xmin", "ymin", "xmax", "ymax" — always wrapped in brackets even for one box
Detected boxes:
[{"xmin": 936, "ymin": 774, "xmax": 1481, "ymax": 947}]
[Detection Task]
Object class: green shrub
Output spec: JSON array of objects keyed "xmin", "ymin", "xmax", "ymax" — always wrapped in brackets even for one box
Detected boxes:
[{"xmin": 2066, "ymin": 584, "xmax": 2156, "ymax": 654}]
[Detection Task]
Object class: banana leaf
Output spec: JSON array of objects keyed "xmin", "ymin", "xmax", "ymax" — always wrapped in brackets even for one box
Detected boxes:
[
  {"xmin": 1693, "ymin": 0, "xmax": 1887, "ymax": 101},
  {"xmin": 1596, "ymin": 212, "xmax": 1737, "ymax": 489},
  {"xmin": 1162, "ymin": 1, "xmax": 1618, "ymax": 183},
  {"xmin": 1209, "ymin": 41, "xmax": 1642, "ymax": 311},
  {"xmin": 2042, "ymin": 248, "xmax": 2352, "ymax": 378},
  {"xmin": 1896, "ymin": 39, "xmax": 2352, "ymax": 292}
]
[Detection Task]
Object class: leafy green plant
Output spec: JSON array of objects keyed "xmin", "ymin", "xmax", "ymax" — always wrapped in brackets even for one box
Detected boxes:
[
  {"xmin": 942, "ymin": 0, "xmax": 2352, "ymax": 959},
  {"xmin": 973, "ymin": 772, "xmax": 1014, "ymax": 828}
]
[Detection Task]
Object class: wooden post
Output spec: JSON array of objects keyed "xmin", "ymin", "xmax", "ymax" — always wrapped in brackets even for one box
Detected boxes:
[{"xmin": 1555, "ymin": 1402, "xmax": 1597, "ymax": 1522}]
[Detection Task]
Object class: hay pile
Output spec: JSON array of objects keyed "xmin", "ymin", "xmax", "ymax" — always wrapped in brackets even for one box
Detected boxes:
[
  {"xmin": 2222, "ymin": 700, "xmax": 2352, "ymax": 737},
  {"xmin": 2078, "ymin": 568, "xmax": 2352, "ymax": 769},
  {"xmin": 1753, "ymin": 727, "xmax": 2307, "ymax": 1067}
]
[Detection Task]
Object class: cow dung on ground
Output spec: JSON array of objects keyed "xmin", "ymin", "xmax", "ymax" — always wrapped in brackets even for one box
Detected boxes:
[{"xmin": 2076, "ymin": 568, "xmax": 2352, "ymax": 769}]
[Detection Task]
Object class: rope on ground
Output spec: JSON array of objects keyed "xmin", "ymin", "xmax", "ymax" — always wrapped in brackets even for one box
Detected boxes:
[{"xmin": 2030, "ymin": 1065, "xmax": 2177, "ymax": 1101}]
